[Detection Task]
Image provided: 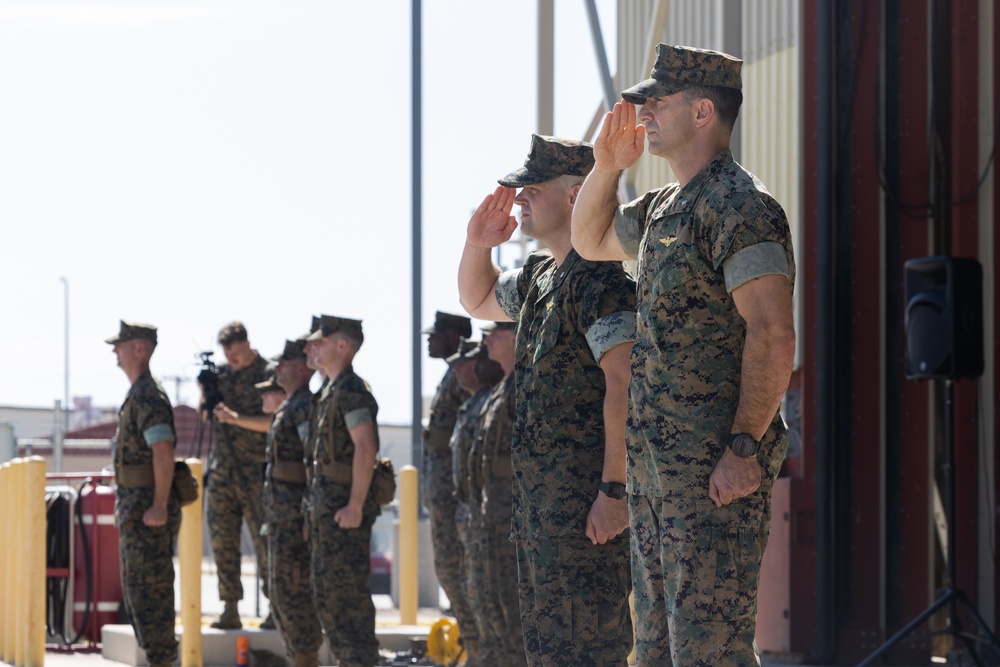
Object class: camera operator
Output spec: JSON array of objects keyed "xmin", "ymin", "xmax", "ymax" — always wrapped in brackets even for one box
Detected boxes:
[{"xmin": 203, "ymin": 321, "xmax": 276, "ymax": 630}]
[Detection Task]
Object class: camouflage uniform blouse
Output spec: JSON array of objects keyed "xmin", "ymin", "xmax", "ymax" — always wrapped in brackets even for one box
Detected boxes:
[
  {"xmin": 114, "ymin": 371, "xmax": 176, "ymax": 520},
  {"xmin": 496, "ymin": 249, "xmax": 637, "ymax": 540},
  {"xmin": 451, "ymin": 386, "xmax": 493, "ymax": 506},
  {"xmin": 614, "ymin": 149, "xmax": 795, "ymax": 498},
  {"xmin": 306, "ymin": 365, "xmax": 380, "ymax": 519},
  {"xmin": 423, "ymin": 367, "xmax": 469, "ymax": 502},
  {"xmin": 211, "ymin": 353, "xmax": 275, "ymax": 472},
  {"xmin": 262, "ymin": 385, "xmax": 312, "ymax": 525},
  {"xmin": 476, "ymin": 373, "xmax": 516, "ymax": 522}
]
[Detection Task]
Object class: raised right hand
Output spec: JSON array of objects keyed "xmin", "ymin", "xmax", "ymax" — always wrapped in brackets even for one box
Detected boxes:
[
  {"xmin": 467, "ymin": 186, "xmax": 518, "ymax": 249},
  {"xmin": 594, "ymin": 101, "xmax": 646, "ymax": 171}
]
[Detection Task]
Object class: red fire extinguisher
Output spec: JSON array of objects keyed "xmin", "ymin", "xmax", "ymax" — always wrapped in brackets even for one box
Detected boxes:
[{"xmin": 74, "ymin": 481, "xmax": 122, "ymax": 642}]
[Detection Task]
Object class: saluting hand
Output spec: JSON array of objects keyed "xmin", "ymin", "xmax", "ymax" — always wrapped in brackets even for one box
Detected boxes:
[
  {"xmin": 467, "ymin": 186, "xmax": 518, "ymax": 249},
  {"xmin": 594, "ymin": 101, "xmax": 646, "ymax": 171}
]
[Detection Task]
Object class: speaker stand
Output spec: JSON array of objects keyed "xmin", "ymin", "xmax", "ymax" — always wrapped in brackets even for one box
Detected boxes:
[{"xmin": 857, "ymin": 380, "xmax": 1000, "ymax": 666}]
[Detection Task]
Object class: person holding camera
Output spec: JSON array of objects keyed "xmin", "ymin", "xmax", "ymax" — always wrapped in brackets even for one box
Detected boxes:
[
  {"xmin": 106, "ymin": 320, "xmax": 179, "ymax": 667},
  {"xmin": 202, "ymin": 321, "xmax": 275, "ymax": 630}
]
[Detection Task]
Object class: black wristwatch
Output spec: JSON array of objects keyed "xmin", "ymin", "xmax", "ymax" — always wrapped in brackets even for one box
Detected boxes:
[
  {"xmin": 728, "ymin": 433, "xmax": 761, "ymax": 458},
  {"xmin": 599, "ymin": 481, "xmax": 627, "ymax": 499}
]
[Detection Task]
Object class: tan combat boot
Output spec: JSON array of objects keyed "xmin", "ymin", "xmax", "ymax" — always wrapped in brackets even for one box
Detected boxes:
[
  {"xmin": 210, "ymin": 600, "xmax": 242, "ymax": 629},
  {"xmin": 291, "ymin": 651, "xmax": 318, "ymax": 667}
]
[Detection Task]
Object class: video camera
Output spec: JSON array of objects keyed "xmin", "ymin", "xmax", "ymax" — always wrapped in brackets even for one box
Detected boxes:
[{"xmin": 197, "ymin": 351, "xmax": 224, "ymax": 414}]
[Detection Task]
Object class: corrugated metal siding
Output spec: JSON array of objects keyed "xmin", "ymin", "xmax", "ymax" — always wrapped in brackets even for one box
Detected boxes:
[{"xmin": 617, "ymin": 0, "xmax": 802, "ymax": 362}]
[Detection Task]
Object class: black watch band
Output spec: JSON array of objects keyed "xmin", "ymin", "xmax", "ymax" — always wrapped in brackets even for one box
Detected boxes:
[
  {"xmin": 728, "ymin": 433, "xmax": 761, "ymax": 458},
  {"xmin": 599, "ymin": 481, "xmax": 627, "ymax": 500}
]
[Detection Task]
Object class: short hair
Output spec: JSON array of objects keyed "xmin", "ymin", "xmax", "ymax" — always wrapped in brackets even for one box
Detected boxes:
[
  {"xmin": 684, "ymin": 85, "xmax": 743, "ymax": 131},
  {"xmin": 218, "ymin": 321, "xmax": 248, "ymax": 345}
]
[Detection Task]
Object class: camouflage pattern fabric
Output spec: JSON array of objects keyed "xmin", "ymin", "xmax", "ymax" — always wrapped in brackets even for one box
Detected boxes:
[
  {"xmin": 613, "ymin": 148, "xmax": 794, "ymax": 497},
  {"xmin": 423, "ymin": 367, "xmax": 470, "ymax": 627},
  {"xmin": 262, "ymin": 386, "xmax": 321, "ymax": 656},
  {"xmin": 207, "ymin": 352, "xmax": 274, "ymax": 602},
  {"xmin": 516, "ymin": 535, "xmax": 631, "ymax": 667},
  {"xmin": 621, "ymin": 43, "xmax": 743, "ymax": 104},
  {"xmin": 613, "ymin": 148, "xmax": 794, "ymax": 663},
  {"xmin": 499, "ymin": 135, "xmax": 596, "ymax": 187},
  {"xmin": 494, "ymin": 248, "xmax": 636, "ymax": 666},
  {"xmin": 629, "ymin": 494, "xmax": 771, "ymax": 666},
  {"xmin": 309, "ymin": 505, "xmax": 380, "ymax": 667},
  {"xmin": 113, "ymin": 372, "xmax": 180, "ymax": 666},
  {"xmin": 306, "ymin": 366, "xmax": 380, "ymax": 666},
  {"xmin": 475, "ymin": 375, "xmax": 526, "ymax": 667},
  {"xmin": 449, "ymin": 386, "xmax": 494, "ymax": 650},
  {"xmin": 268, "ymin": 520, "xmax": 322, "ymax": 656}
]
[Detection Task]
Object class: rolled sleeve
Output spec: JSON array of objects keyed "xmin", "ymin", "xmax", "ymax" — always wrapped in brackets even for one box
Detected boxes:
[
  {"xmin": 495, "ymin": 269, "xmax": 524, "ymax": 320},
  {"xmin": 722, "ymin": 241, "xmax": 791, "ymax": 292},
  {"xmin": 344, "ymin": 407, "xmax": 373, "ymax": 430},
  {"xmin": 142, "ymin": 423, "xmax": 175, "ymax": 446},
  {"xmin": 614, "ymin": 208, "xmax": 643, "ymax": 259},
  {"xmin": 585, "ymin": 311, "xmax": 637, "ymax": 361}
]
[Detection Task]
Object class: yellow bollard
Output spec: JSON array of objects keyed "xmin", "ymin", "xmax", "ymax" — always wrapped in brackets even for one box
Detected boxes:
[
  {"xmin": 0, "ymin": 461, "xmax": 10, "ymax": 661},
  {"xmin": 24, "ymin": 457, "xmax": 46, "ymax": 667},
  {"xmin": 14, "ymin": 459, "xmax": 27, "ymax": 667},
  {"xmin": 398, "ymin": 465, "xmax": 418, "ymax": 625},
  {"xmin": 179, "ymin": 458, "xmax": 204, "ymax": 667}
]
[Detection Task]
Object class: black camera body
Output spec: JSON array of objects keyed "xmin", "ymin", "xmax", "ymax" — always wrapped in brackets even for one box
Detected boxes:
[{"xmin": 197, "ymin": 351, "xmax": 224, "ymax": 413}]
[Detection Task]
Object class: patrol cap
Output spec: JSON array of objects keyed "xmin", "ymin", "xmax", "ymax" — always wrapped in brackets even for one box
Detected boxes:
[
  {"xmin": 461, "ymin": 342, "xmax": 490, "ymax": 361},
  {"xmin": 421, "ymin": 311, "xmax": 472, "ymax": 337},
  {"xmin": 272, "ymin": 339, "xmax": 307, "ymax": 362},
  {"xmin": 621, "ymin": 44, "xmax": 743, "ymax": 105},
  {"xmin": 445, "ymin": 338, "xmax": 479, "ymax": 367},
  {"xmin": 305, "ymin": 314, "xmax": 364, "ymax": 345},
  {"xmin": 217, "ymin": 321, "xmax": 248, "ymax": 345},
  {"xmin": 296, "ymin": 315, "xmax": 322, "ymax": 342},
  {"xmin": 254, "ymin": 378, "xmax": 285, "ymax": 393},
  {"xmin": 105, "ymin": 320, "xmax": 158, "ymax": 345},
  {"xmin": 498, "ymin": 135, "xmax": 595, "ymax": 187},
  {"xmin": 480, "ymin": 321, "xmax": 516, "ymax": 332}
]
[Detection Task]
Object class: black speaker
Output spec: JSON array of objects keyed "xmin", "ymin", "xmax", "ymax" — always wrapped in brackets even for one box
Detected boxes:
[{"xmin": 904, "ymin": 256, "xmax": 984, "ymax": 380}]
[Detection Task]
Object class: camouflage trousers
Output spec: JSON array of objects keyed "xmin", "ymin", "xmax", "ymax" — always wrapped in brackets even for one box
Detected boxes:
[
  {"xmin": 118, "ymin": 497, "xmax": 181, "ymax": 665},
  {"xmin": 267, "ymin": 518, "xmax": 322, "ymax": 655},
  {"xmin": 428, "ymin": 492, "xmax": 477, "ymax": 643},
  {"xmin": 309, "ymin": 510, "xmax": 380, "ymax": 667},
  {"xmin": 486, "ymin": 521, "xmax": 527, "ymax": 667},
  {"xmin": 207, "ymin": 469, "xmax": 268, "ymax": 601},
  {"xmin": 516, "ymin": 534, "xmax": 633, "ymax": 667},
  {"xmin": 463, "ymin": 509, "xmax": 500, "ymax": 666},
  {"xmin": 629, "ymin": 494, "xmax": 771, "ymax": 667}
]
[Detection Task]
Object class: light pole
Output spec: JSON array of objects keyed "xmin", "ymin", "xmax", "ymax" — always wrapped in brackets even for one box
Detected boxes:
[{"xmin": 60, "ymin": 276, "xmax": 69, "ymax": 431}]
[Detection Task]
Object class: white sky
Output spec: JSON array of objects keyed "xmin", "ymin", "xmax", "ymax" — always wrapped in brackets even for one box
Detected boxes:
[{"xmin": 0, "ymin": 0, "xmax": 617, "ymax": 425}]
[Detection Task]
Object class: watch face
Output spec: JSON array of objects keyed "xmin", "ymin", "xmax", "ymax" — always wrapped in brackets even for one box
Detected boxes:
[{"xmin": 730, "ymin": 434, "xmax": 759, "ymax": 458}]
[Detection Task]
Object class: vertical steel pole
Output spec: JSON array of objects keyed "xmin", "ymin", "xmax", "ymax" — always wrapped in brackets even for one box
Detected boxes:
[
  {"xmin": 411, "ymin": 0, "xmax": 423, "ymax": 471},
  {"xmin": 61, "ymin": 276, "xmax": 69, "ymax": 431},
  {"xmin": 537, "ymin": 0, "xmax": 554, "ymax": 135}
]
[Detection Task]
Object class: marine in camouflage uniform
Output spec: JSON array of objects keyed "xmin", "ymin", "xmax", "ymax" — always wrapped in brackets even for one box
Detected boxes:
[
  {"xmin": 448, "ymin": 339, "xmax": 504, "ymax": 667},
  {"xmin": 461, "ymin": 135, "xmax": 637, "ymax": 667},
  {"xmin": 206, "ymin": 321, "xmax": 275, "ymax": 628},
  {"xmin": 303, "ymin": 315, "xmax": 381, "ymax": 667},
  {"xmin": 261, "ymin": 340, "xmax": 322, "ymax": 667},
  {"xmin": 573, "ymin": 44, "xmax": 797, "ymax": 666},
  {"xmin": 421, "ymin": 311, "xmax": 474, "ymax": 629},
  {"xmin": 106, "ymin": 321, "xmax": 180, "ymax": 667}
]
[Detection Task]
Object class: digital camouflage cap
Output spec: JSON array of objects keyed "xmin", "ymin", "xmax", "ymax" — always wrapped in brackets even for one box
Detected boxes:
[
  {"xmin": 305, "ymin": 314, "xmax": 364, "ymax": 345},
  {"xmin": 445, "ymin": 337, "xmax": 480, "ymax": 367},
  {"xmin": 272, "ymin": 339, "xmax": 307, "ymax": 362},
  {"xmin": 621, "ymin": 43, "xmax": 742, "ymax": 105},
  {"xmin": 421, "ymin": 311, "xmax": 473, "ymax": 337},
  {"xmin": 498, "ymin": 135, "xmax": 595, "ymax": 187},
  {"xmin": 105, "ymin": 320, "xmax": 158, "ymax": 345}
]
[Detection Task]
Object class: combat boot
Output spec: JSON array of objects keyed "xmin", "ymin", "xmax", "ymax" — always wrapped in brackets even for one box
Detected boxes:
[
  {"xmin": 148, "ymin": 662, "xmax": 173, "ymax": 667},
  {"xmin": 291, "ymin": 651, "xmax": 318, "ymax": 667},
  {"xmin": 210, "ymin": 600, "xmax": 242, "ymax": 629}
]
